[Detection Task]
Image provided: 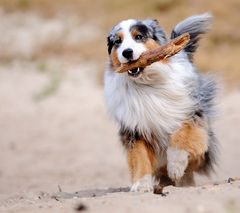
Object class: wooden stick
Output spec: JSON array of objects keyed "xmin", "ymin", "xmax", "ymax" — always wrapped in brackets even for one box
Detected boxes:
[{"xmin": 116, "ymin": 33, "xmax": 190, "ymax": 73}]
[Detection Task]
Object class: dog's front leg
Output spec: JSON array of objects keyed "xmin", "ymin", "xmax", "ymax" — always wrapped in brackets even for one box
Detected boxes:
[
  {"xmin": 127, "ymin": 140, "xmax": 156, "ymax": 192},
  {"xmin": 167, "ymin": 119, "xmax": 208, "ymax": 186}
]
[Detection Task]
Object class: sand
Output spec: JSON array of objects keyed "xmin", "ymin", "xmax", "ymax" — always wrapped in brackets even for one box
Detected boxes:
[{"xmin": 0, "ymin": 59, "xmax": 240, "ymax": 213}]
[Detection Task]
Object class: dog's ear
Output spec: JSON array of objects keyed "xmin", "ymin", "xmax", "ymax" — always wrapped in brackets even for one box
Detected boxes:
[
  {"xmin": 107, "ymin": 35, "xmax": 114, "ymax": 54},
  {"xmin": 171, "ymin": 13, "xmax": 213, "ymax": 62},
  {"xmin": 143, "ymin": 19, "xmax": 167, "ymax": 44}
]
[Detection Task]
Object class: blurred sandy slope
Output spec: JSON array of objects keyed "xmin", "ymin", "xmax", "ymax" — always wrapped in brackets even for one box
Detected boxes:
[
  {"xmin": 0, "ymin": 0, "xmax": 240, "ymax": 85},
  {"xmin": 0, "ymin": 53, "xmax": 240, "ymax": 213}
]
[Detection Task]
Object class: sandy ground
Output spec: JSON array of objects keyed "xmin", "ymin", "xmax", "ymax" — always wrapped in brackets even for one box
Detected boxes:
[
  {"xmin": 0, "ymin": 12, "xmax": 240, "ymax": 213},
  {"xmin": 0, "ymin": 59, "xmax": 240, "ymax": 213}
]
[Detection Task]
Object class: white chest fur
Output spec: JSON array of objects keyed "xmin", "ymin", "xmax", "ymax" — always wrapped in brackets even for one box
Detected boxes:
[{"xmin": 104, "ymin": 57, "xmax": 197, "ymax": 147}]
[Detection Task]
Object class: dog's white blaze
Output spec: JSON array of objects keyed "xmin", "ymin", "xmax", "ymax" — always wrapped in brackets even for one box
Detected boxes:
[
  {"xmin": 104, "ymin": 52, "xmax": 198, "ymax": 148},
  {"xmin": 117, "ymin": 20, "xmax": 146, "ymax": 63}
]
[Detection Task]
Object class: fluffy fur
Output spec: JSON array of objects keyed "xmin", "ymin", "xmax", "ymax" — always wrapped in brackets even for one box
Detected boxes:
[{"xmin": 104, "ymin": 13, "xmax": 219, "ymax": 191}]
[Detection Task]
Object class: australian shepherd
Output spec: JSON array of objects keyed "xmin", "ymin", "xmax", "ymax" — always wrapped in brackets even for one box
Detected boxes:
[{"xmin": 104, "ymin": 13, "xmax": 218, "ymax": 192}]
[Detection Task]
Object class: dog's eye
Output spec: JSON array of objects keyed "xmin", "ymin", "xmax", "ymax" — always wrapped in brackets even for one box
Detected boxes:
[
  {"xmin": 115, "ymin": 38, "xmax": 122, "ymax": 45},
  {"xmin": 135, "ymin": 34, "xmax": 143, "ymax": 41}
]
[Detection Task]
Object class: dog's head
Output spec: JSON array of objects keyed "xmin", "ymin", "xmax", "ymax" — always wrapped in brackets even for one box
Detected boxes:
[
  {"xmin": 107, "ymin": 14, "xmax": 212, "ymax": 78},
  {"xmin": 107, "ymin": 19, "xmax": 167, "ymax": 77}
]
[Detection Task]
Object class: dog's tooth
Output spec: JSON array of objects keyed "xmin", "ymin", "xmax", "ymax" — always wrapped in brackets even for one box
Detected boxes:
[{"xmin": 128, "ymin": 70, "xmax": 133, "ymax": 74}]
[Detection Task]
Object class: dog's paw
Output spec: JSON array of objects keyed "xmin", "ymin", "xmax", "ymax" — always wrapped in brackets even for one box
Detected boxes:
[
  {"xmin": 130, "ymin": 174, "xmax": 153, "ymax": 192},
  {"xmin": 167, "ymin": 147, "xmax": 189, "ymax": 181}
]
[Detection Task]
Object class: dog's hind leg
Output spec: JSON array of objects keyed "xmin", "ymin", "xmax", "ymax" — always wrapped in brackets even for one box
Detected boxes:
[
  {"xmin": 177, "ymin": 171, "xmax": 195, "ymax": 186},
  {"xmin": 127, "ymin": 140, "xmax": 157, "ymax": 192},
  {"xmin": 167, "ymin": 118, "xmax": 208, "ymax": 186}
]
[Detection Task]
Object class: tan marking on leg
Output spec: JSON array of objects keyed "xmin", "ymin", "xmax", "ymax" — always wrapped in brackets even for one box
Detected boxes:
[
  {"xmin": 127, "ymin": 140, "xmax": 156, "ymax": 182},
  {"xmin": 127, "ymin": 140, "xmax": 157, "ymax": 192},
  {"xmin": 187, "ymin": 154, "xmax": 206, "ymax": 172},
  {"xmin": 170, "ymin": 121, "xmax": 208, "ymax": 158},
  {"xmin": 167, "ymin": 120, "xmax": 208, "ymax": 184}
]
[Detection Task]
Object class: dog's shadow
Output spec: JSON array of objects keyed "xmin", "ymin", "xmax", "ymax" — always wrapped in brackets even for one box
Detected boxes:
[{"xmin": 52, "ymin": 187, "xmax": 130, "ymax": 200}]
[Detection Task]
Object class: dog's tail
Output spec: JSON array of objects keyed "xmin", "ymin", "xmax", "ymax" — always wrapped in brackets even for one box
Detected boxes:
[{"xmin": 171, "ymin": 13, "xmax": 213, "ymax": 62}]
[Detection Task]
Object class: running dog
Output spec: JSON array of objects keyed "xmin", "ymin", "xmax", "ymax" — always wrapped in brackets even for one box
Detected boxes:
[{"xmin": 104, "ymin": 13, "xmax": 218, "ymax": 192}]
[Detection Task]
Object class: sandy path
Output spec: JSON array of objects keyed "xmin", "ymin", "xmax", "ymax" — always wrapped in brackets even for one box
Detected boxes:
[{"xmin": 0, "ymin": 59, "xmax": 240, "ymax": 213}]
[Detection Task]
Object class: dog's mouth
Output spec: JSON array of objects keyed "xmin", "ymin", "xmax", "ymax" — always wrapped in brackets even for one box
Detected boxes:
[{"xmin": 127, "ymin": 67, "xmax": 144, "ymax": 78}]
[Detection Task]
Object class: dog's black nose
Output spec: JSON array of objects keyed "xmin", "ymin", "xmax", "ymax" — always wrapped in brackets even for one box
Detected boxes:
[{"xmin": 122, "ymin": 48, "xmax": 133, "ymax": 60}]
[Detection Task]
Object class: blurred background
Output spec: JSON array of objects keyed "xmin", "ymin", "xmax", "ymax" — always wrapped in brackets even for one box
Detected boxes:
[
  {"xmin": 0, "ymin": 0, "xmax": 240, "ymax": 212},
  {"xmin": 0, "ymin": 0, "xmax": 240, "ymax": 84}
]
